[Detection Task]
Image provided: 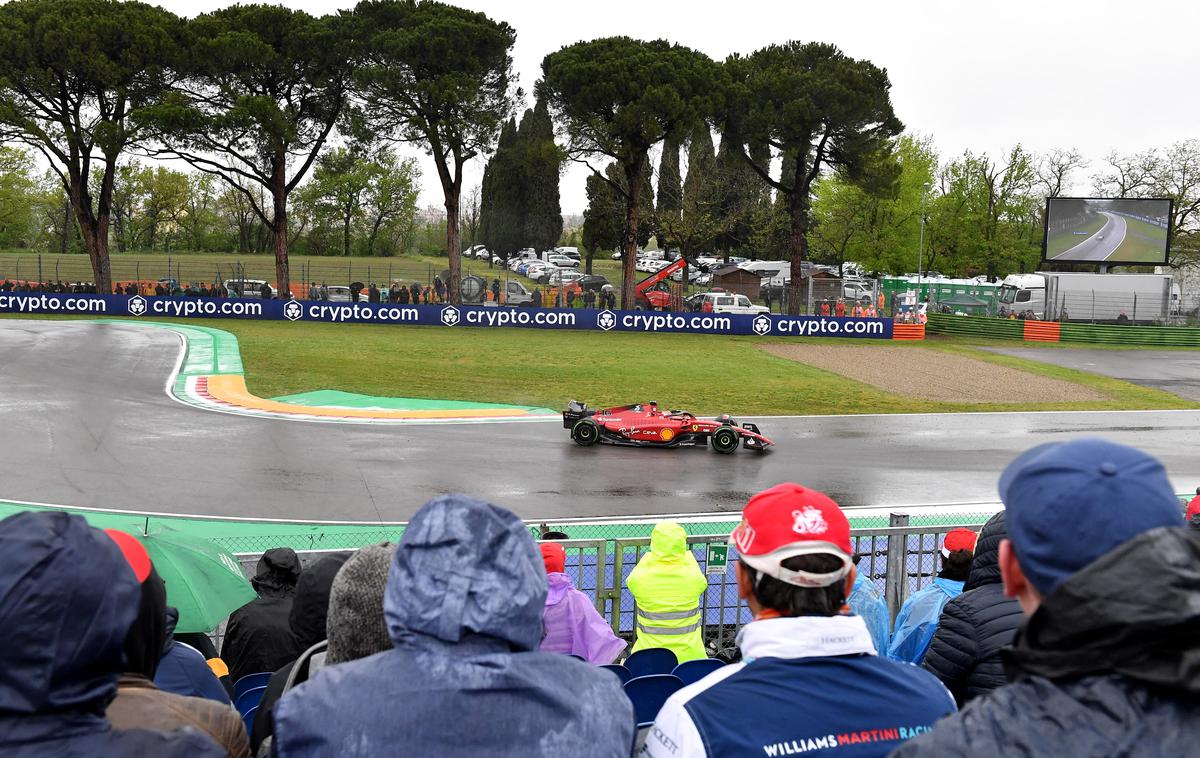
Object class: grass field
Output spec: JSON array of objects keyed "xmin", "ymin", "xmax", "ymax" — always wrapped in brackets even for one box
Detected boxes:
[
  {"xmin": 5, "ymin": 313, "xmax": 1191, "ymax": 415},
  {"xmin": 1112, "ymin": 216, "xmax": 1170, "ymax": 262}
]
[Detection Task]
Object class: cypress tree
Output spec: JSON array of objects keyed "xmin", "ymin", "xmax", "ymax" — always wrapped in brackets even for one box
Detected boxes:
[
  {"xmin": 681, "ymin": 123, "xmax": 717, "ymax": 254},
  {"xmin": 479, "ymin": 118, "xmax": 523, "ymax": 261},
  {"xmin": 520, "ymin": 98, "xmax": 563, "ymax": 252},
  {"xmin": 656, "ymin": 135, "xmax": 682, "ymax": 250}
]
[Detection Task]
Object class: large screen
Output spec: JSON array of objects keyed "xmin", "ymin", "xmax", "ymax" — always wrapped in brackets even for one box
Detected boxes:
[{"xmin": 1043, "ymin": 197, "xmax": 1172, "ymax": 265}]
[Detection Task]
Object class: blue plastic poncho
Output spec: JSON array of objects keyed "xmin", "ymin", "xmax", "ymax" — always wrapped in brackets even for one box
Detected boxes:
[
  {"xmin": 887, "ymin": 577, "xmax": 964, "ymax": 664},
  {"xmin": 848, "ymin": 573, "xmax": 891, "ymax": 654}
]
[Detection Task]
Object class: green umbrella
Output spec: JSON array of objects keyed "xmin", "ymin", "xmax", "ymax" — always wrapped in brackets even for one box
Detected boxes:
[{"xmin": 138, "ymin": 527, "xmax": 257, "ymax": 633}]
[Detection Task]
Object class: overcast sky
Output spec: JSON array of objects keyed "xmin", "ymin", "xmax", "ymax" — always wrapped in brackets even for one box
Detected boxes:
[{"xmin": 161, "ymin": 0, "xmax": 1199, "ymax": 215}]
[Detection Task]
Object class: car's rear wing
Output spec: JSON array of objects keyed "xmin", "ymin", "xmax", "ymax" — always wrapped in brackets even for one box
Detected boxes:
[{"xmin": 562, "ymin": 400, "xmax": 595, "ymax": 429}]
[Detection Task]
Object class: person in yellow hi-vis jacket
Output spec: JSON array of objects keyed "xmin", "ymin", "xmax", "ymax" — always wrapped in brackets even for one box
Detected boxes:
[{"xmin": 627, "ymin": 521, "xmax": 708, "ymax": 662}]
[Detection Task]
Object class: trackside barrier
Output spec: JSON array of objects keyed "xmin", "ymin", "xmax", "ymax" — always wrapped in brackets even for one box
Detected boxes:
[
  {"xmin": 928, "ymin": 312, "xmax": 1200, "ymax": 347},
  {"xmin": 0, "ymin": 291, "xmax": 895, "ymax": 339}
]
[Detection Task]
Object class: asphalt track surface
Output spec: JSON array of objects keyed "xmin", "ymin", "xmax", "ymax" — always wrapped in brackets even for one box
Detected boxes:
[
  {"xmin": 2, "ymin": 319, "xmax": 1198, "ymax": 522},
  {"xmin": 1050, "ymin": 211, "xmax": 1126, "ymax": 261},
  {"xmin": 986, "ymin": 347, "xmax": 1200, "ymax": 403}
]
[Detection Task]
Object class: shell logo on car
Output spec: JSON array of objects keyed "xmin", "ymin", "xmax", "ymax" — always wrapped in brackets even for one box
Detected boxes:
[{"xmin": 660, "ymin": 428, "xmax": 675, "ymax": 441}]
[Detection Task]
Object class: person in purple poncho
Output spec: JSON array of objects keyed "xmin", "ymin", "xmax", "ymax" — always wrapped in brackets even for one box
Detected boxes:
[{"xmin": 539, "ymin": 543, "xmax": 626, "ymax": 664}]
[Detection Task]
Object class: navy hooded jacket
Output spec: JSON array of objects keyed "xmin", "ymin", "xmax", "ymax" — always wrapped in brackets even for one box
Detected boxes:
[
  {"xmin": 0, "ymin": 510, "xmax": 222, "ymax": 757},
  {"xmin": 272, "ymin": 495, "xmax": 635, "ymax": 757}
]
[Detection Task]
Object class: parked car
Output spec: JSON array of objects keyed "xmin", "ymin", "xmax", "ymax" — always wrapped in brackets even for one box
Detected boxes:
[
  {"xmin": 689, "ymin": 292, "xmax": 769, "ymax": 315},
  {"xmin": 554, "ymin": 246, "xmax": 581, "ymax": 261},
  {"xmin": 547, "ymin": 254, "xmax": 579, "ymax": 268},
  {"xmin": 225, "ymin": 279, "xmax": 275, "ymax": 298},
  {"xmin": 577, "ymin": 274, "xmax": 611, "ymax": 293},
  {"xmin": 503, "ymin": 280, "xmax": 534, "ymax": 306}
]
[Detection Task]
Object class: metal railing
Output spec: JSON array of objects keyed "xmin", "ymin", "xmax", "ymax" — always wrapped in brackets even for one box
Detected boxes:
[{"xmin": 228, "ymin": 514, "xmax": 984, "ymax": 657}]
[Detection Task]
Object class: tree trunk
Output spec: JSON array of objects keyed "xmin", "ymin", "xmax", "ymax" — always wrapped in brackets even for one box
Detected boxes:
[
  {"xmin": 68, "ymin": 186, "xmax": 111, "ymax": 294},
  {"xmin": 271, "ymin": 163, "xmax": 290, "ymax": 300},
  {"xmin": 786, "ymin": 183, "xmax": 810, "ymax": 316},
  {"xmin": 444, "ymin": 192, "xmax": 461, "ymax": 305},
  {"xmin": 620, "ymin": 161, "xmax": 644, "ymax": 310}
]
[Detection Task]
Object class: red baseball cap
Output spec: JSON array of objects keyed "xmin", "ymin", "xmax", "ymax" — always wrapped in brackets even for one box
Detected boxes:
[
  {"xmin": 730, "ymin": 483, "xmax": 853, "ymax": 588},
  {"xmin": 104, "ymin": 528, "xmax": 152, "ymax": 583},
  {"xmin": 941, "ymin": 527, "xmax": 978, "ymax": 558},
  {"xmin": 540, "ymin": 542, "xmax": 566, "ymax": 575}
]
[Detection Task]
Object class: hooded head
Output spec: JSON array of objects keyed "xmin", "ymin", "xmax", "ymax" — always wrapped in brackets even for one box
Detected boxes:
[
  {"xmin": 327, "ymin": 543, "xmax": 396, "ymax": 665},
  {"xmin": 384, "ymin": 495, "xmax": 546, "ymax": 653},
  {"xmin": 252, "ymin": 548, "xmax": 302, "ymax": 596},
  {"xmin": 289, "ymin": 552, "xmax": 352, "ymax": 651},
  {"xmin": 0, "ymin": 511, "xmax": 141, "ymax": 714},
  {"xmin": 122, "ymin": 566, "xmax": 168, "ymax": 679},
  {"xmin": 649, "ymin": 521, "xmax": 689, "ymax": 561}
]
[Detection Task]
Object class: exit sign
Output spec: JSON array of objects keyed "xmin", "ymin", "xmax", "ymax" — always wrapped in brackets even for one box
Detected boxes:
[{"xmin": 706, "ymin": 543, "xmax": 728, "ymax": 575}]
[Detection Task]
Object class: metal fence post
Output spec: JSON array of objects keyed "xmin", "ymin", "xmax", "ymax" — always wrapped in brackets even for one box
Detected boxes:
[{"xmin": 884, "ymin": 512, "xmax": 910, "ymax": 621}]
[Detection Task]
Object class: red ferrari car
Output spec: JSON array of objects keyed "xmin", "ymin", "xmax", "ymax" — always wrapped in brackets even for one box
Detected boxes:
[{"xmin": 562, "ymin": 401, "xmax": 773, "ymax": 453}]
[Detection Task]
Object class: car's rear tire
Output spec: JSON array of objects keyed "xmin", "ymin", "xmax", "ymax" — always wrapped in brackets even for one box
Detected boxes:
[
  {"xmin": 571, "ymin": 418, "xmax": 600, "ymax": 447},
  {"xmin": 711, "ymin": 426, "xmax": 739, "ymax": 454}
]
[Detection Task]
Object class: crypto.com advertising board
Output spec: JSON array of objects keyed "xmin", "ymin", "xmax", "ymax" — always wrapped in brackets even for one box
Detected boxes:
[{"xmin": 0, "ymin": 293, "xmax": 894, "ymax": 339}]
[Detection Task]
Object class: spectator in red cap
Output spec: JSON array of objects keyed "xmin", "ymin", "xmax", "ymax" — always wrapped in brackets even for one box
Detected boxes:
[
  {"xmin": 894, "ymin": 438, "xmax": 1200, "ymax": 758},
  {"xmin": 1187, "ymin": 487, "xmax": 1200, "ymax": 530},
  {"xmin": 538, "ymin": 543, "xmax": 626, "ymax": 664},
  {"xmin": 887, "ymin": 527, "xmax": 977, "ymax": 664},
  {"xmin": 641, "ymin": 484, "xmax": 955, "ymax": 758}
]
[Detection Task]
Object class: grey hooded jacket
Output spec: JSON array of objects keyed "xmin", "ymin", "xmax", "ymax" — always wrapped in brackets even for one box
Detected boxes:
[{"xmin": 271, "ymin": 495, "xmax": 635, "ymax": 757}]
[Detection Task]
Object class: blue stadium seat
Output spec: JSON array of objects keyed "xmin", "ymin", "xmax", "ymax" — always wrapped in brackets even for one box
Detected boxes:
[
  {"xmin": 624, "ymin": 647, "xmax": 678, "ymax": 678},
  {"xmin": 624, "ymin": 674, "xmax": 684, "ymax": 728},
  {"xmin": 234, "ymin": 685, "xmax": 267, "ymax": 718},
  {"xmin": 601, "ymin": 663, "xmax": 632, "ymax": 684},
  {"xmin": 671, "ymin": 658, "xmax": 724, "ymax": 686},
  {"xmin": 242, "ymin": 706, "xmax": 258, "ymax": 738},
  {"xmin": 233, "ymin": 672, "xmax": 272, "ymax": 700}
]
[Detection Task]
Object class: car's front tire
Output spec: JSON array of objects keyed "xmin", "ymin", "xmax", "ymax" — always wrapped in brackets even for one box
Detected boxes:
[
  {"xmin": 711, "ymin": 426, "xmax": 739, "ymax": 454},
  {"xmin": 571, "ymin": 418, "xmax": 600, "ymax": 447}
]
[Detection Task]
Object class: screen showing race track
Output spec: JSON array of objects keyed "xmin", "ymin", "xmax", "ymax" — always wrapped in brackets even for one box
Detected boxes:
[{"xmin": 1043, "ymin": 197, "xmax": 1171, "ymax": 264}]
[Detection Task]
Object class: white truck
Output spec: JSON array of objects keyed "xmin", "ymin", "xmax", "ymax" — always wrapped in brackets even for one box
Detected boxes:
[{"xmin": 998, "ymin": 272, "xmax": 1172, "ymax": 323}]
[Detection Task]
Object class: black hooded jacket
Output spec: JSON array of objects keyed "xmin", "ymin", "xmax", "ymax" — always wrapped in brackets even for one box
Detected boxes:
[
  {"xmin": 922, "ymin": 511, "xmax": 1024, "ymax": 705},
  {"xmin": 221, "ymin": 548, "xmax": 302, "ymax": 684},
  {"xmin": 893, "ymin": 526, "xmax": 1200, "ymax": 757},
  {"xmin": 249, "ymin": 552, "xmax": 350, "ymax": 754}
]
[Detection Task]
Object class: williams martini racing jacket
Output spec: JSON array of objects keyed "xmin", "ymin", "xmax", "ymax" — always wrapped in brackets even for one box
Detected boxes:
[{"xmin": 640, "ymin": 615, "xmax": 956, "ymax": 757}]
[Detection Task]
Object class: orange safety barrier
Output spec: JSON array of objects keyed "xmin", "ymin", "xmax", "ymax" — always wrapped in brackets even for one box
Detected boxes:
[
  {"xmin": 892, "ymin": 323, "xmax": 925, "ymax": 340},
  {"xmin": 1023, "ymin": 321, "xmax": 1061, "ymax": 342}
]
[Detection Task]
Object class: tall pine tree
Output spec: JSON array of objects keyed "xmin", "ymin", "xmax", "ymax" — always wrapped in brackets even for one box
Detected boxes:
[
  {"xmin": 656, "ymin": 136, "xmax": 682, "ymax": 251},
  {"xmin": 714, "ymin": 132, "xmax": 759, "ymax": 258}
]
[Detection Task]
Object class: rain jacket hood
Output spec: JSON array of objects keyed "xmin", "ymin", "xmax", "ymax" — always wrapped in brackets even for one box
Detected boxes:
[
  {"xmin": 124, "ymin": 567, "xmax": 169, "ymax": 679},
  {"xmin": 385, "ymin": 494, "xmax": 546, "ymax": 653},
  {"xmin": 964, "ymin": 511, "xmax": 1005, "ymax": 591},
  {"xmin": 650, "ymin": 520, "xmax": 689, "ymax": 560},
  {"xmin": 252, "ymin": 548, "xmax": 301, "ymax": 596},
  {"xmin": 273, "ymin": 495, "xmax": 635, "ymax": 757},
  {"xmin": 289, "ymin": 552, "xmax": 350, "ymax": 650},
  {"xmin": 0, "ymin": 510, "xmax": 139, "ymax": 715},
  {"xmin": 1004, "ymin": 525, "xmax": 1200, "ymax": 694}
]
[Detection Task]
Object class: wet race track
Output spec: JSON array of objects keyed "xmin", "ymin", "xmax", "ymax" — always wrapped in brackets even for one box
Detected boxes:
[{"xmin": 2, "ymin": 319, "xmax": 1199, "ymax": 523}]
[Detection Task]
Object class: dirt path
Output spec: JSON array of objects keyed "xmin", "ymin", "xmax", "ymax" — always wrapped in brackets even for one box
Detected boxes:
[{"xmin": 760, "ymin": 344, "xmax": 1104, "ymax": 403}]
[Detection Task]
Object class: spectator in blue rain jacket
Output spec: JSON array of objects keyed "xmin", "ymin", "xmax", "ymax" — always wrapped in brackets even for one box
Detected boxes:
[{"xmin": 887, "ymin": 528, "xmax": 977, "ymax": 664}]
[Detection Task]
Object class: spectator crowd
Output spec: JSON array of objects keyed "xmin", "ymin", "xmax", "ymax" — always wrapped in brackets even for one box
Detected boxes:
[{"xmin": 1, "ymin": 438, "xmax": 1197, "ymax": 757}]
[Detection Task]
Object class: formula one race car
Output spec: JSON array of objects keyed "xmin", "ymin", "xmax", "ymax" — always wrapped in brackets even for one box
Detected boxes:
[{"xmin": 562, "ymin": 401, "xmax": 773, "ymax": 453}]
